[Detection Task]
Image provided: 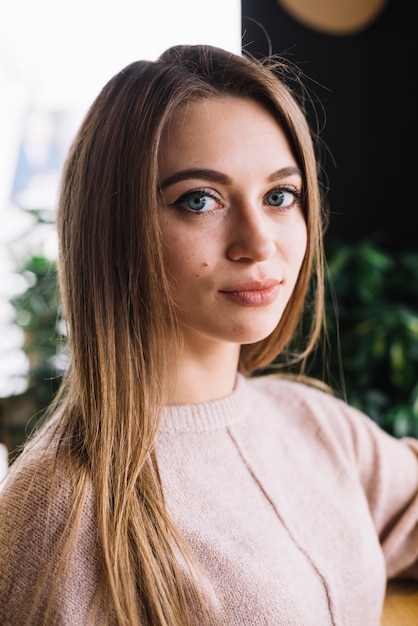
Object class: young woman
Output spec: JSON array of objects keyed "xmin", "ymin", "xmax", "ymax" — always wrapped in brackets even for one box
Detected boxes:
[{"xmin": 0, "ymin": 44, "xmax": 417, "ymax": 626}]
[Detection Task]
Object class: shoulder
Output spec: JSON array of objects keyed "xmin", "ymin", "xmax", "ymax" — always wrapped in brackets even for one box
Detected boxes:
[
  {"xmin": 246, "ymin": 372, "xmax": 352, "ymax": 424},
  {"xmin": 0, "ymin": 417, "xmax": 101, "ymax": 624},
  {"xmin": 1, "ymin": 415, "xmax": 73, "ymax": 520},
  {"xmin": 0, "ymin": 412, "xmax": 98, "ymax": 539},
  {"xmin": 244, "ymin": 372, "xmax": 418, "ymax": 472},
  {"xmin": 1, "ymin": 423, "xmax": 75, "ymax": 561},
  {"xmin": 244, "ymin": 373, "xmax": 398, "ymax": 458}
]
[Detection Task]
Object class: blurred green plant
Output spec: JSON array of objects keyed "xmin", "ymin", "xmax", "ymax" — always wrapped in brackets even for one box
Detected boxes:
[
  {"xmin": 0, "ymin": 253, "xmax": 65, "ymax": 457},
  {"xmin": 319, "ymin": 239, "xmax": 418, "ymax": 437}
]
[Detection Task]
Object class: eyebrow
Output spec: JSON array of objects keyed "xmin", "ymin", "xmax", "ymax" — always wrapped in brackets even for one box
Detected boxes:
[
  {"xmin": 160, "ymin": 169, "xmax": 231, "ymax": 189},
  {"xmin": 267, "ymin": 166, "xmax": 302, "ymax": 182},
  {"xmin": 160, "ymin": 166, "xmax": 302, "ymax": 190}
]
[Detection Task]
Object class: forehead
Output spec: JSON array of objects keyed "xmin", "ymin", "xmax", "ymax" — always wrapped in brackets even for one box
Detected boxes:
[
  {"xmin": 159, "ymin": 96, "xmax": 296, "ymax": 170},
  {"xmin": 163, "ymin": 95, "xmax": 281, "ymax": 136}
]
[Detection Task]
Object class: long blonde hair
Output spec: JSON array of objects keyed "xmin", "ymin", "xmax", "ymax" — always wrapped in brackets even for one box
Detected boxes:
[{"xmin": 40, "ymin": 45, "xmax": 325, "ymax": 624}]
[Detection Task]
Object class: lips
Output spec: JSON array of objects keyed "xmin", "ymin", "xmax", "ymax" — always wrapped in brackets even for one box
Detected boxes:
[
  {"xmin": 219, "ymin": 279, "xmax": 281, "ymax": 307},
  {"xmin": 221, "ymin": 278, "xmax": 280, "ymax": 292}
]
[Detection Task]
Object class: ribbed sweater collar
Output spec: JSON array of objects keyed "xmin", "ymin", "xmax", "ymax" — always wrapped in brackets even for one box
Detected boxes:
[{"xmin": 160, "ymin": 373, "xmax": 251, "ymax": 433}]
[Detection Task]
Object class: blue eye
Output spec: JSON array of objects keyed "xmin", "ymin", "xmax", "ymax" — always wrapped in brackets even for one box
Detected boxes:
[
  {"xmin": 185, "ymin": 191, "xmax": 209, "ymax": 211},
  {"xmin": 265, "ymin": 188, "xmax": 300, "ymax": 209},
  {"xmin": 266, "ymin": 189, "xmax": 295, "ymax": 208},
  {"xmin": 171, "ymin": 189, "xmax": 221, "ymax": 213}
]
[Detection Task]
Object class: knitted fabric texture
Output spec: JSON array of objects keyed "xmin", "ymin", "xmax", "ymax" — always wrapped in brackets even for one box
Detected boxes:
[{"xmin": 1, "ymin": 373, "xmax": 418, "ymax": 624}]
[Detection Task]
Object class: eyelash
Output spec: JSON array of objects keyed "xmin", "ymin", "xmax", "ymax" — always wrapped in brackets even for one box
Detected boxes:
[
  {"xmin": 170, "ymin": 185, "xmax": 302, "ymax": 216},
  {"xmin": 265, "ymin": 186, "xmax": 302, "ymax": 210},
  {"xmin": 170, "ymin": 188, "xmax": 222, "ymax": 215}
]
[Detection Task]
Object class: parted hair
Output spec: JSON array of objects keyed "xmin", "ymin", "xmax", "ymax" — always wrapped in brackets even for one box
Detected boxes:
[{"xmin": 36, "ymin": 44, "xmax": 325, "ymax": 624}]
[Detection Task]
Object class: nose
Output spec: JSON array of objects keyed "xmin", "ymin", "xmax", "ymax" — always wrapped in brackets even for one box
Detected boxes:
[{"xmin": 226, "ymin": 204, "xmax": 276, "ymax": 262}]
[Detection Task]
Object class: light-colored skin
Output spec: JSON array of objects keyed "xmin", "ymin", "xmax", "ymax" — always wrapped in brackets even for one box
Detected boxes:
[{"xmin": 158, "ymin": 96, "xmax": 307, "ymax": 404}]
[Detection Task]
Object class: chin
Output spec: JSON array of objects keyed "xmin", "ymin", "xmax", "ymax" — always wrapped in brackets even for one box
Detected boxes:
[{"xmin": 230, "ymin": 323, "xmax": 279, "ymax": 346}]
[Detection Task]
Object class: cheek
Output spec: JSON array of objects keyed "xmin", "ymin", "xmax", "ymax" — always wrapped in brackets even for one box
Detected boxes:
[
  {"xmin": 297, "ymin": 227, "xmax": 308, "ymax": 267},
  {"xmin": 162, "ymin": 234, "xmax": 210, "ymax": 284},
  {"xmin": 282, "ymin": 219, "xmax": 307, "ymax": 266},
  {"xmin": 194, "ymin": 262, "xmax": 210, "ymax": 279}
]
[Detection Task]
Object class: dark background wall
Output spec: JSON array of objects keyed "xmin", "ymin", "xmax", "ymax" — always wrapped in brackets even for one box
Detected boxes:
[{"xmin": 241, "ymin": 0, "xmax": 416, "ymax": 250}]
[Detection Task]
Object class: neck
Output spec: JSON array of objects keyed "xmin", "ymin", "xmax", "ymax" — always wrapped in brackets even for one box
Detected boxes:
[{"xmin": 166, "ymin": 342, "xmax": 241, "ymax": 405}]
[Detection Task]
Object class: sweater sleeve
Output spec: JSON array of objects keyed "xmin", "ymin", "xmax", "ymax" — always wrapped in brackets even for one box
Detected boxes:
[
  {"xmin": 0, "ymin": 443, "xmax": 110, "ymax": 625},
  {"xmin": 327, "ymin": 394, "xmax": 418, "ymax": 580}
]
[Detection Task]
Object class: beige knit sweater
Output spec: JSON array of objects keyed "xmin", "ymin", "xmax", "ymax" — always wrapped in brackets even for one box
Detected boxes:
[{"xmin": 1, "ymin": 373, "xmax": 418, "ymax": 625}]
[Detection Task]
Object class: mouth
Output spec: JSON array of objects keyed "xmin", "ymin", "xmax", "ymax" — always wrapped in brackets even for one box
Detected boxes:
[{"xmin": 219, "ymin": 279, "xmax": 281, "ymax": 307}]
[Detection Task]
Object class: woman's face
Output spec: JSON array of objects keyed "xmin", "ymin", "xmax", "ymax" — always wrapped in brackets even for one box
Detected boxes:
[{"xmin": 158, "ymin": 96, "xmax": 307, "ymax": 354}]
